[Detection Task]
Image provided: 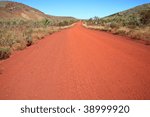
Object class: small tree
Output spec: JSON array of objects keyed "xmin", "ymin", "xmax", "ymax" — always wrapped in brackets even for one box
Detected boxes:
[{"xmin": 42, "ymin": 19, "xmax": 51, "ymax": 27}]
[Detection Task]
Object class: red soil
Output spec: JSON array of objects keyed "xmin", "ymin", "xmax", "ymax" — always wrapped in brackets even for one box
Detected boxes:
[{"xmin": 0, "ymin": 22, "xmax": 150, "ymax": 100}]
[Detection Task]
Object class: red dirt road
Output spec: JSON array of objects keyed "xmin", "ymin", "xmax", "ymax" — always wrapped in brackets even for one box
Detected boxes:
[{"xmin": 0, "ymin": 22, "xmax": 150, "ymax": 100}]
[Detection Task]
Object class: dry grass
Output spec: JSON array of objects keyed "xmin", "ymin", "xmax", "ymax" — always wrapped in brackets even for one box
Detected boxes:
[
  {"xmin": 0, "ymin": 47, "xmax": 11, "ymax": 59},
  {"xmin": 0, "ymin": 19, "xmax": 77, "ymax": 59},
  {"xmin": 83, "ymin": 22, "xmax": 150, "ymax": 45}
]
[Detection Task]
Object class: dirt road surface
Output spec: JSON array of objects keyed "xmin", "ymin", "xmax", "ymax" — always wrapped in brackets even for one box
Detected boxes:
[{"xmin": 0, "ymin": 22, "xmax": 150, "ymax": 99}]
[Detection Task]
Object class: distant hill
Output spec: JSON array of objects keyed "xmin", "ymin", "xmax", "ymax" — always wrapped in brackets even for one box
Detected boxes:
[
  {"xmin": 0, "ymin": 1, "xmax": 48, "ymax": 20},
  {"xmin": 0, "ymin": 1, "xmax": 76, "ymax": 21},
  {"xmin": 102, "ymin": 3, "xmax": 150, "ymax": 25},
  {"xmin": 109, "ymin": 3, "xmax": 150, "ymax": 17},
  {"xmin": 85, "ymin": 3, "xmax": 150, "ymax": 43},
  {"xmin": 0, "ymin": 1, "xmax": 77, "ymax": 59}
]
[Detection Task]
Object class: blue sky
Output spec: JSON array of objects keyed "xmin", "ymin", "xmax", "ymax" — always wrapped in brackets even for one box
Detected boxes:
[{"xmin": 11, "ymin": 0, "xmax": 150, "ymax": 19}]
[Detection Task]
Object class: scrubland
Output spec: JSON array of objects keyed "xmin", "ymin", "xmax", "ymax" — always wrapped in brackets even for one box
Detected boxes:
[
  {"xmin": 84, "ymin": 3, "xmax": 150, "ymax": 45},
  {"xmin": 0, "ymin": 19, "xmax": 77, "ymax": 59}
]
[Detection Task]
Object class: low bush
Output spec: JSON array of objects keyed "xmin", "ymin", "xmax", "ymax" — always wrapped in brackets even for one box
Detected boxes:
[
  {"xmin": 0, "ymin": 47, "xmax": 11, "ymax": 59},
  {"xmin": 58, "ymin": 20, "xmax": 69, "ymax": 26},
  {"xmin": 26, "ymin": 35, "xmax": 33, "ymax": 46},
  {"xmin": 109, "ymin": 22, "xmax": 119, "ymax": 28},
  {"xmin": 140, "ymin": 9, "xmax": 150, "ymax": 25}
]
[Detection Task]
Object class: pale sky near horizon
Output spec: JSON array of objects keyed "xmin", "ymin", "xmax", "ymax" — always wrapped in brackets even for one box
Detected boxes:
[{"xmin": 9, "ymin": 0, "xmax": 150, "ymax": 19}]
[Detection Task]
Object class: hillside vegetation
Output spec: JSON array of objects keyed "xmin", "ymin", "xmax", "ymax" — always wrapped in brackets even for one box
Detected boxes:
[
  {"xmin": 0, "ymin": 1, "xmax": 77, "ymax": 59},
  {"xmin": 84, "ymin": 3, "xmax": 150, "ymax": 44}
]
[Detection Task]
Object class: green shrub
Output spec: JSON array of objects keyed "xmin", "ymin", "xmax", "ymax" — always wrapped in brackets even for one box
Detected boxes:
[
  {"xmin": 58, "ymin": 20, "xmax": 69, "ymax": 26},
  {"xmin": 22, "ymin": 28, "xmax": 33, "ymax": 46},
  {"xmin": 26, "ymin": 35, "xmax": 33, "ymax": 46},
  {"xmin": 109, "ymin": 22, "xmax": 119, "ymax": 28},
  {"xmin": 42, "ymin": 19, "xmax": 51, "ymax": 27},
  {"xmin": 140, "ymin": 10, "xmax": 150, "ymax": 25},
  {"xmin": 125, "ymin": 15, "xmax": 140, "ymax": 28},
  {"xmin": 0, "ymin": 47, "xmax": 11, "ymax": 59}
]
